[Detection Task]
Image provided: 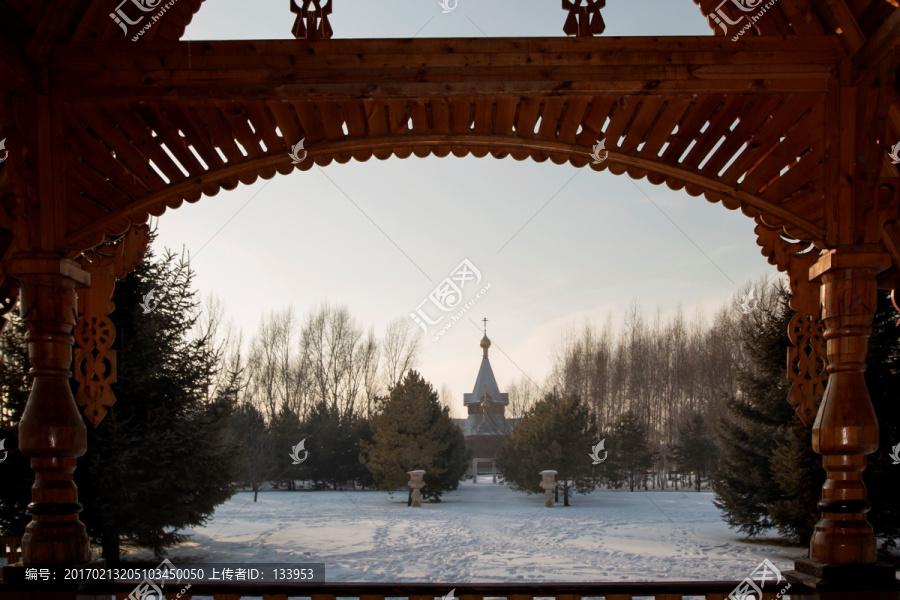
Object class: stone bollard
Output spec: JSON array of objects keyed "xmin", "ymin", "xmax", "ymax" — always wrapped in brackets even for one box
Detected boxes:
[
  {"xmin": 407, "ymin": 470, "xmax": 426, "ymax": 507},
  {"xmin": 539, "ymin": 470, "xmax": 558, "ymax": 507}
]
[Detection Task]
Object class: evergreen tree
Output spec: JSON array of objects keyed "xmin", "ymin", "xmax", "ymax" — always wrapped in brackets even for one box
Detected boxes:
[
  {"xmin": 604, "ymin": 410, "xmax": 656, "ymax": 492},
  {"xmin": 341, "ymin": 413, "xmax": 375, "ymax": 489},
  {"xmin": 74, "ymin": 245, "xmax": 241, "ymax": 561},
  {"xmin": 1, "ymin": 243, "xmax": 241, "ymax": 558},
  {"xmin": 710, "ymin": 283, "xmax": 811, "ymax": 539},
  {"xmin": 712, "ymin": 284, "xmax": 900, "ymax": 552},
  {"xmin": 303, "ymin": 401, "xmax": 337, "ymax": 490},
  {"xmin": 360, "ymin": 371, "xmax": 467, "ymax": 503},
  {"xmin": 303, "ymin": 403, "xmax": 373, "ymax": 490},
  {"xmin": 671, "ymin": 413, "xmax": 717, "ymax": 492},
  {"xmin": 497, "ymin": 392, "xmax": 599, "ymax": 506},
  {"xmin": 269, "ymin": 406, "xmax": 304, "ymax": 490},
  {"xmin": 767, "ymin": 414, "xmax": 822, "ymax": 541},
  {"xmin": 232, "ymin": 402, "xmax": 278, "ymax": 502},
  {"xmin": 0, "ymin": 314, "xmax": 32, "ymax": 536}
]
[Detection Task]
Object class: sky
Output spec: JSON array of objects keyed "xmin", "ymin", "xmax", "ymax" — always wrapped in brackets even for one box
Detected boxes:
[{"xmin": 151, "ymin": 0, "xmax": 782, "ymax": 417}]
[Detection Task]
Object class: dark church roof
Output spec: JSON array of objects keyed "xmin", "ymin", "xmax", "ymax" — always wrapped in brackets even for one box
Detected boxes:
[{"xmin": 453, "ymin": 416, "xmax": 521, "ymax": 437}]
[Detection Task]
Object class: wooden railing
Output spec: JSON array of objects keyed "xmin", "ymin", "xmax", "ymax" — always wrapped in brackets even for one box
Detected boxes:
[{"xmin": 0, "ymin": 580, "xmax": 809, "ymax": 599}]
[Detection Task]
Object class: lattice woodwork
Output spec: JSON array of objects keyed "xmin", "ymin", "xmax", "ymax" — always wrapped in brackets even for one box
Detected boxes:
[
  {"xmin": 291, "ymin": 0, "xmax": 333, "ymax": 40},
  {"xmin": 73, "ymin": 224, "xmax": 150, "ymax": 426},
  {"xmin": 50, "ymin": 33, "xmax": 843, "ymax": 252},
  {"xmin": 755, "ymin": 218, "xmax": 826, "ymax": 425}
]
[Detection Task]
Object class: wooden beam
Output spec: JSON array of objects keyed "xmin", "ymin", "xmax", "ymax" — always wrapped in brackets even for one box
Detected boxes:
[
  {"xmin": 852, "ymin": 8, "xmax": 900, "ymax": 83},
  {"xmin": 0, "ymin": 4, "xmax": 41, "ymax": 91},
  {"xmin": 25, "ymin": 0, "xmax": 91, "ymax": 64},
  {"xmin": 71, "ymin": 0, "xmax": 118, "ymax": 42},
  {"xmin": 820, "ymin": 0, "xmax": 867, "ymax": 52},
  {"xmin": 881, "ymin": 221, "xmax": 900, "ymax": 269},
  {"xmin": 47, "ymin": 37, "xmax": 845, "ymax": 100}
]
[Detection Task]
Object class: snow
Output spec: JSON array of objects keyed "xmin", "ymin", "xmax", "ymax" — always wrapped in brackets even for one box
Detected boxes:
[{"xmin": 126, "ymin": 480, "xmax": 804, "ymax": 583}]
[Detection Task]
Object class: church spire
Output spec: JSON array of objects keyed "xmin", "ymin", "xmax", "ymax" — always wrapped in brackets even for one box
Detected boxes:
[{"xmin": 465, "ymin": 322, "xmax": 507, "ymax": 408}]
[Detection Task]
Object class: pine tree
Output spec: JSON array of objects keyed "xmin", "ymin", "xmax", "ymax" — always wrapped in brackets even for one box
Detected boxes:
[
  {"xmin": 303, "ymin": 402, "xmax": 373, "ymax": 490},
  {"xmin": 711, "ymin": 284, "xmax": 808, "ymax": 538},
  {"xmin": 671, "ymin": 413, "xmax": 717, "ymax": 492},
  {"xmin": 79, "ymin": 246, "xmax": 241, "ymax": 561},
  {"xmin": 767, "ymin": 415, "xmax": 822, "ymax": 541},
  {"xmin": 604, "ymin": 410, "xmax": 656, "ymax": 492},
  {"xmin": 360, "ymin": 371, "xmax": 467, "ymax": 503},
  {"xmin": 0, "ymin": 315, "xmax": 32, "ymax": 536},
  {"xmin": 232, "ymin": 402, "xmax": 278, "ymax": 501},
  {"xmin": 0, "ymin": 242, "xmax": 242, "ymax": 559},
  {"xmin": 269, "ymin": 406, "xmax": 304, "ymax": 490},
  {"xmin": 712, "ymin": 284, "xmax": 900, "ymax": 551},
  {"xmin": 497, "ymin": 392, "xmax": 599, "ymax": 506},
  {"xmin": 303, "ymin": 401, "xmax": 337, "ymax": 490}
]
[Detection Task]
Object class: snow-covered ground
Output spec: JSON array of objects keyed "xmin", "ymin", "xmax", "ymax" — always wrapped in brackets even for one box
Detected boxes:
[{"xmin": 127, "ymin": 480, "xmax": 804, "ymax": 582}]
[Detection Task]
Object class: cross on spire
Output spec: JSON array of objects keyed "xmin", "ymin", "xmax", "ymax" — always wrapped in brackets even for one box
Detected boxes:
[{"xmin": 482, "ymin": 317, "xmax": 489, "ymax": 335}]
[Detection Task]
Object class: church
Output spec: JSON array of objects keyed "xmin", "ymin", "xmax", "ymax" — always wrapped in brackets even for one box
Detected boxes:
[{"xmin": 452, "ymin": 324, "xmax": 519, "ymax": 481}]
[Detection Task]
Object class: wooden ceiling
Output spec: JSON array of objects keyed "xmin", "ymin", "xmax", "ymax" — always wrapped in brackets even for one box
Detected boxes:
[{"xmin": 0, "ymin": 0, "xmax": 897, "ymax": 256}]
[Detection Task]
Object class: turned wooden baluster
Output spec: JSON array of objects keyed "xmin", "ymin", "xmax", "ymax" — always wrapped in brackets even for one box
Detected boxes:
[
  {"xmin": 808, "ymin": 251, "xmax": 890, "ymax": 564},
  {"xmin": 13, "ymin": 258, "xmax": 92, "ymax": 564}
]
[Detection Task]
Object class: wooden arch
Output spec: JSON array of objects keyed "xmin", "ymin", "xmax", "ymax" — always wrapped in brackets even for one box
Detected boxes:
[
  {"xmin": 1, "ymin": 0, "xmax": 900, "ymax": 589},
  {"xmin": 29, "ymin": 37, "xmax": 842, "ymax": 252}
]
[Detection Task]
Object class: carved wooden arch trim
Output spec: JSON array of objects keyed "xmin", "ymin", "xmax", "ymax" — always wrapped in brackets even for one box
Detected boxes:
[
  {"xmin": 73, "ymin": 224, "xmax": 150, "ymax": 426},
  {"xmin": 754, "ymin": 217, "xmax": 826, "ymax": 425},
  {"xmin": 66, "ymin": 135, "xmax": 826, "ymax": 253}
]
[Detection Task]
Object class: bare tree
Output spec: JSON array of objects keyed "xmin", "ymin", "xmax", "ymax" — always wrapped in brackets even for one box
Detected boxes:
[
  {"xmin": 246, "ymin": 307, "xmax": 309, "ymax": 421},
  {"xmin": 546, "ymin": 287, "xmax": 768, "ymax": 489},
  {"xmin": 300, "ymin": 303, "xmax": 380, "ymax": 419},
  {"xmin": 506, "ymin": 376, "xmax": 541, "ymax": 420},
  {"xmin": 439, "ymin": 383, "xmax": 455, "ymax": 410},
  {"xmin": 382, "ymin": 317, "xmax": 422, "ymax": 388}
]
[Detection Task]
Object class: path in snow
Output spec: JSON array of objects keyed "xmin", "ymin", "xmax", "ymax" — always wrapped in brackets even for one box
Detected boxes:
[{"xmin": 128, "ymin": 480, "xmax": 804, "ymax": 583}]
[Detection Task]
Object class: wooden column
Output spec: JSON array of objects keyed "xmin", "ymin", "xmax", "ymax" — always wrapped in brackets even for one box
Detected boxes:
[
  {"xmin": 10, "ymin": 256, "xmax": 92, "ymax": 564},
  {"xmin": 807, "ymin": 249, "xmax": 890, "ymax": 565}
]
